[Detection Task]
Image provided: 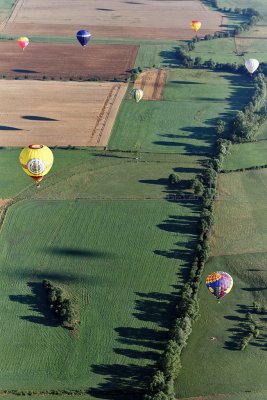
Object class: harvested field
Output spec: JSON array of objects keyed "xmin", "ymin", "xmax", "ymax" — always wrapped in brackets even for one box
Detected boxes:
[
  {"xmin": 3, "ymin": 22, "xmax": 224, "ymax": 40},
  {"xmin": 2, "ymin": 0, "xmax": 226, "ymax": 40},
  {"xmin": 133, "ymin": 69, "xmax": 166, "ymax": 100},
  {"xmin": 0, "ymin": 41, "xmax": 138, "ymax": 80},
  {"xmin": 0, "ymin": 80, "xmax": 127, "ymax": 147}
]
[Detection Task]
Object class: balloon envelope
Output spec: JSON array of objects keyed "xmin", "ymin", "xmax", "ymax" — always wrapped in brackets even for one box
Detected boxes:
[
  {"xmin": 245, "ymin": 58, "xmax": 259, "ymax": 74},
  {"xmin": 130, "ymin": 88, "xmax": 143, "ymax": 103},
  {"xmin": 18, "ymin": 36, "xmax": 29, "ymax": 50},
  {"xmin": 191, "ymin": 20, "xmax": 201, "ymax": 32},
  {"xmin": 19, "ymin": 144, "xmax": 54, "ymax": 184},
  {"xmin": 76, "ymin": 30, "xmax": 91, "ymax": 47},
  {"xmin": 206, "ymin": 271, "xmax": 233, "ymax": 302}
]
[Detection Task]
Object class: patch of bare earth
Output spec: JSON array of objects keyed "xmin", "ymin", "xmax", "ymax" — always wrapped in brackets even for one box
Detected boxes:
[
  {"xmin": 133, "ymin": 69, "xmax": 166, "ymax": 100},
  {"xmin": 0, "ymin": 41, "xmax": 138, "ymax": 80},
  {"xmin": 0, "ymin": 198, "xmax": 13, "ymax": 208},
  {"xmin": 0, "ymin": 80, "xmax": 127, "ymax": 147},
  {"xmin": 2, "ymin": 0, "xmax": 226, "ymax": 40}
]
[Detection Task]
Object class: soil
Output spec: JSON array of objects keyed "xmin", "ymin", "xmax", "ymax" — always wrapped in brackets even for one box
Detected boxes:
[
  {"xmin": 2, "ymin": 0, "xmax": 226, "ymax": 40},
  {"xmin": 133, "ymin": 69, "xmax": 166, "ymax": 100},
  {"xmin": 0, "ymin": 80, "xmax": 127, "ymax": 147},
  {"xmin": 0, "ymin": 41, "xmax": 138, "ymax": 80}
]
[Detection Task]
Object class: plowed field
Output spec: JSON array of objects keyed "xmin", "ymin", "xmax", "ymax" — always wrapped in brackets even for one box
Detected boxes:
[
  {"xmin": 2, "ymin": 0, "xmax": 225, "ymax": 40},
  {"xmin": 0, "ymin": 41, "xmax": 138, "ymax": 80},
  {"xmin": 0, "ymin": 80, "xmax": 127, "ymax": 147},
  {"xmin": 133, "ymin": 69, "xmax": 166, "ymax": 100}
]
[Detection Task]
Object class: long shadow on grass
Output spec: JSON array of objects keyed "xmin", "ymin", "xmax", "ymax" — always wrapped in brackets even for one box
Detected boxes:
[{"xmin": 9, "ymin": 282, "xmax": 60, "ymax": 327}]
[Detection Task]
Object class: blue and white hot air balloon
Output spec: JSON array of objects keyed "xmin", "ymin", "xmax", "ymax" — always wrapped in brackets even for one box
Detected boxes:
[{"xmin": 76, "ymin": 30, "xmax": 91, "ymax": 48}]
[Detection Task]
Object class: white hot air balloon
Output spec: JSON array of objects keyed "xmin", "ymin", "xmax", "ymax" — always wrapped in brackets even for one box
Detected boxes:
[{"xmin": 245, "ymin": 58, "xmax": 259, "ymax": 75}]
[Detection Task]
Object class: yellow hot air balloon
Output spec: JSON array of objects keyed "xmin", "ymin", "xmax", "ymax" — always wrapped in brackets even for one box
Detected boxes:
[
  {"xmin": 19, "ymin": 144, "xmax": 54, "ymax": 187},
  {"xmin": 191, "ymin": 20, "xmax": 201, "ymax": 33}
]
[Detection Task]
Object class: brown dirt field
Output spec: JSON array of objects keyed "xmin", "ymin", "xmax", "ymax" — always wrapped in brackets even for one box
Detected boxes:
[
  {"xmin": 0, "ymin": 80, "xmax": 127, "ymax": 147},
  {"xmin": 2, "ymin": 0, "xmax": 226, "ymax": 40},
  {"xmin": 3, "ymin": 23, "xmax": 225, "ymax": 40},
  {"xmin": 133, "ymin": 69, "xmax": 166, "ymax": 100},
  {"xmin": 0, "ymin": 41, "xmax": 138, "ymax": 80}
]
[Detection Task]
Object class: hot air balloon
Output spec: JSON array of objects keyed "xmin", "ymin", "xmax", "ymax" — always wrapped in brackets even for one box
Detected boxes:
[
  {"xmin": 76, "ymin": 30, "xmax": 91, "ymax": 48},
  {"xmin": 191, "ymin": 20, "xmax": 201, "ymax": 33},
  {"xmin": 245, "ymin": 58, "xmax": 259, "ymax": 75},
  {"xmin": 206, "ymin": 271, "xmax": 233, "ymax": 303},
  {"xmin": 18, "ymin": 37, "xmax": 29, "ymax": 50},
  {"xmin": 19, "ymin": 144, "xmax": 54, "ymax": 188},
  {"xmin": 130, "ymin": 88, "xmax": 143, "ymax": 103}
]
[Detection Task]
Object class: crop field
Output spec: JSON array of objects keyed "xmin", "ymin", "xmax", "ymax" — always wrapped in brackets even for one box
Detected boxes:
[
  {"xmin": 0, "ymin": 181, "xmax": 202, "ymax": 394},
  {"xmin": 175, "ymin": 169, "xmax": 267, "ymax": 398},
  {"xmin": 0, "ymin": 80, "xmax": 128, "ymax": 147},
  {"xmin": 0, "ymin": 41, "xmax": 138, "ymax": 80},
  {"xmin": 2, "ymin": 0, "xmax": 224, "ymax": 40},
  {"xmin": 222, "ymin": 141, "xmax": 267, "ymax": 170},
  {"xmin": 133, "ymin": 69, "xmax": 166, "ymax": 100},
  {"xmin": 108, "ymin": 69, "xmax": 253, "ymax": 154}
]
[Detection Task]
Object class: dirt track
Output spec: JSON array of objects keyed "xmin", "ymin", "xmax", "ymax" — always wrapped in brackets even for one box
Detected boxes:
[
  {"xmin": 0, "ymin": 80, "xmax": 127, "ymax": 147},
  {"xmin": 0, "ymin": 41, "xmax": 138, "ymax": 80},
  {"xmin": 133, "ymin": 69, "xmax": 166, "ymax": 100},
  {"xmin": 2, "ymin": 0, "xmax": 226, "ymax": 40}
]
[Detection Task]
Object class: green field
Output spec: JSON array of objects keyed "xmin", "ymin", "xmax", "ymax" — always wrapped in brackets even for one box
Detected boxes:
[
  {"xmin": 0, "ymin": 198, "xmax": 200, "ymax": 392},
  {"xmin": 108, "ymin": 69, "xmax": 253, "ymax": 154},
  {"xmin": 222, "ymin": 140, "xmax": 267, "ymax": 170},
  {"xmin": 0, "ymin": 147, "xmax": 204, "ymax": 396},
  {"xmin": 175, "ymin": 169, "xmax": 267, "ymax": 397}
]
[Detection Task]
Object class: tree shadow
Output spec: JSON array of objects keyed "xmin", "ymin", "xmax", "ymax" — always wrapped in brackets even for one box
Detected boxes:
[
  {"xmin": 96, "ymin": 8, "xmax": 114, "ymax": 11},
  {"xmin": 224, "ymin": 304, "xmax": 267, "ymax": 351},
  {"xmin": 9, "ymin": 282, "xmax": 60, "ymax": 327},
  {"xmin": 90, "ymin": 364, "xmax": 151, "ymax": 399}
]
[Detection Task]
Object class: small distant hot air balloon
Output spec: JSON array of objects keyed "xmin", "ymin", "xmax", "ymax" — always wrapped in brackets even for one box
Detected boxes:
[
  {"xmin": 130, "ymin": 88, "xmax": 143, "ymax": 103},
  {"xmin": 76, "ymin": 30, "xmax": 91, "ymax": 48},
  {"xmin": 18, "ymin": 36, "xmax": 29, "ymax": 50},
  {"xmin": 191, "ymin": 20, "xmax": 201, "ymax": 33},
  {"xmin": 245, "ymin": 58, "xmax": 259, "ymax": 75},
  {"xmin": 206, "ymin": 271, "xmax": 233, "ymax": 303},
  {"xmin": 19, "ymin": 144, "xmax": 54, "ymax": 188}
]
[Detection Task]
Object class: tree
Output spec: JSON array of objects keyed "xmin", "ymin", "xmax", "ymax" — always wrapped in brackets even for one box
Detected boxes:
[{"xmin": 168, "ymin": 173, "xmax": 180, "ymax": 186}]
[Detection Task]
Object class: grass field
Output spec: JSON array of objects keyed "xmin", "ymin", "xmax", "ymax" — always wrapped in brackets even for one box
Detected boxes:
[
  {"xmin": 0, "ymin": 147, "xmax": 204, "ymax": 395},
  {"xmin": 108, "ymin": 69, "xmax": 253, "ymax": 154},
  {"xmin": 175, "ymin": 169, "xmax": 267, "ymax": 398},
  {"xmin": 0, "ymin": 198, "xmax": 200, "ymax": 392},
  {"xmin": 222, "ymin": 140, "xmax": 267, "ymax": 170}
]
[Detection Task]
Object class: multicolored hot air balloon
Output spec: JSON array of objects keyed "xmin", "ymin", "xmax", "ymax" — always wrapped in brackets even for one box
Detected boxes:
[
  {"xmin": 18, "ymin": 36, "xmax": 29, "ymax": 50},
  {"xmin": 19, "ymin": 144, "xmax": 54, "ymax": 187},
  {"xmin": 206, "ymin": 271, "xmax": 233, "ymax": 303},
  {"xmin": 130, "ymin": 88, "xmax": 143, "ymax": 103},
  {"xmin": 245, "ymin": 58, "xmax": 259, "ymax": 75},
  {"xmin": 76, "ymin": 30, "xmax": 91, "ymax": 47},
  {"xmin": 191, "ymin": 20, "xmax": 201, "ymax": 33}
]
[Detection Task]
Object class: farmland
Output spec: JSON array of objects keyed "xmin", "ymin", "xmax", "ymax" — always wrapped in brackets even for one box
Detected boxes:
[
  {"xmin": 0, "ymin": 41, "xmax": 138, "ymax": 80},
  {"xmin": 108, "ymin": 69, "xmax": 253, "ymax": 154},
  {"xmin": 0, "ymin": 80, "xmax": 128, "ymax": 147},
  {"xmin": 0, "ymin": 146, "xmax": 203, "ymax": 392},
  {"xmin": 0, "ymin": 0, "xmax": 266, "ymax": 398},
  {"xmin": 175, "ymin": 170, "xmax": 267, "ymax": 397},
  {"xmin": 2, "ymin": 0, "xmax": 224, "ymax": 40}
]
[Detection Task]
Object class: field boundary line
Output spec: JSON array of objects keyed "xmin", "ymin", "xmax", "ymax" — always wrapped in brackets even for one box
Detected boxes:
[{"xmin": 0, "ymin": 0, "xmax": 23, "ymax": 32}]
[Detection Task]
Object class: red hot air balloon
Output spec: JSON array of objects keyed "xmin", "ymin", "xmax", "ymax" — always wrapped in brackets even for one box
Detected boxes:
[{"xmin": 18, "ymin": 37, "xmax": 29, "ymax": 50}]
